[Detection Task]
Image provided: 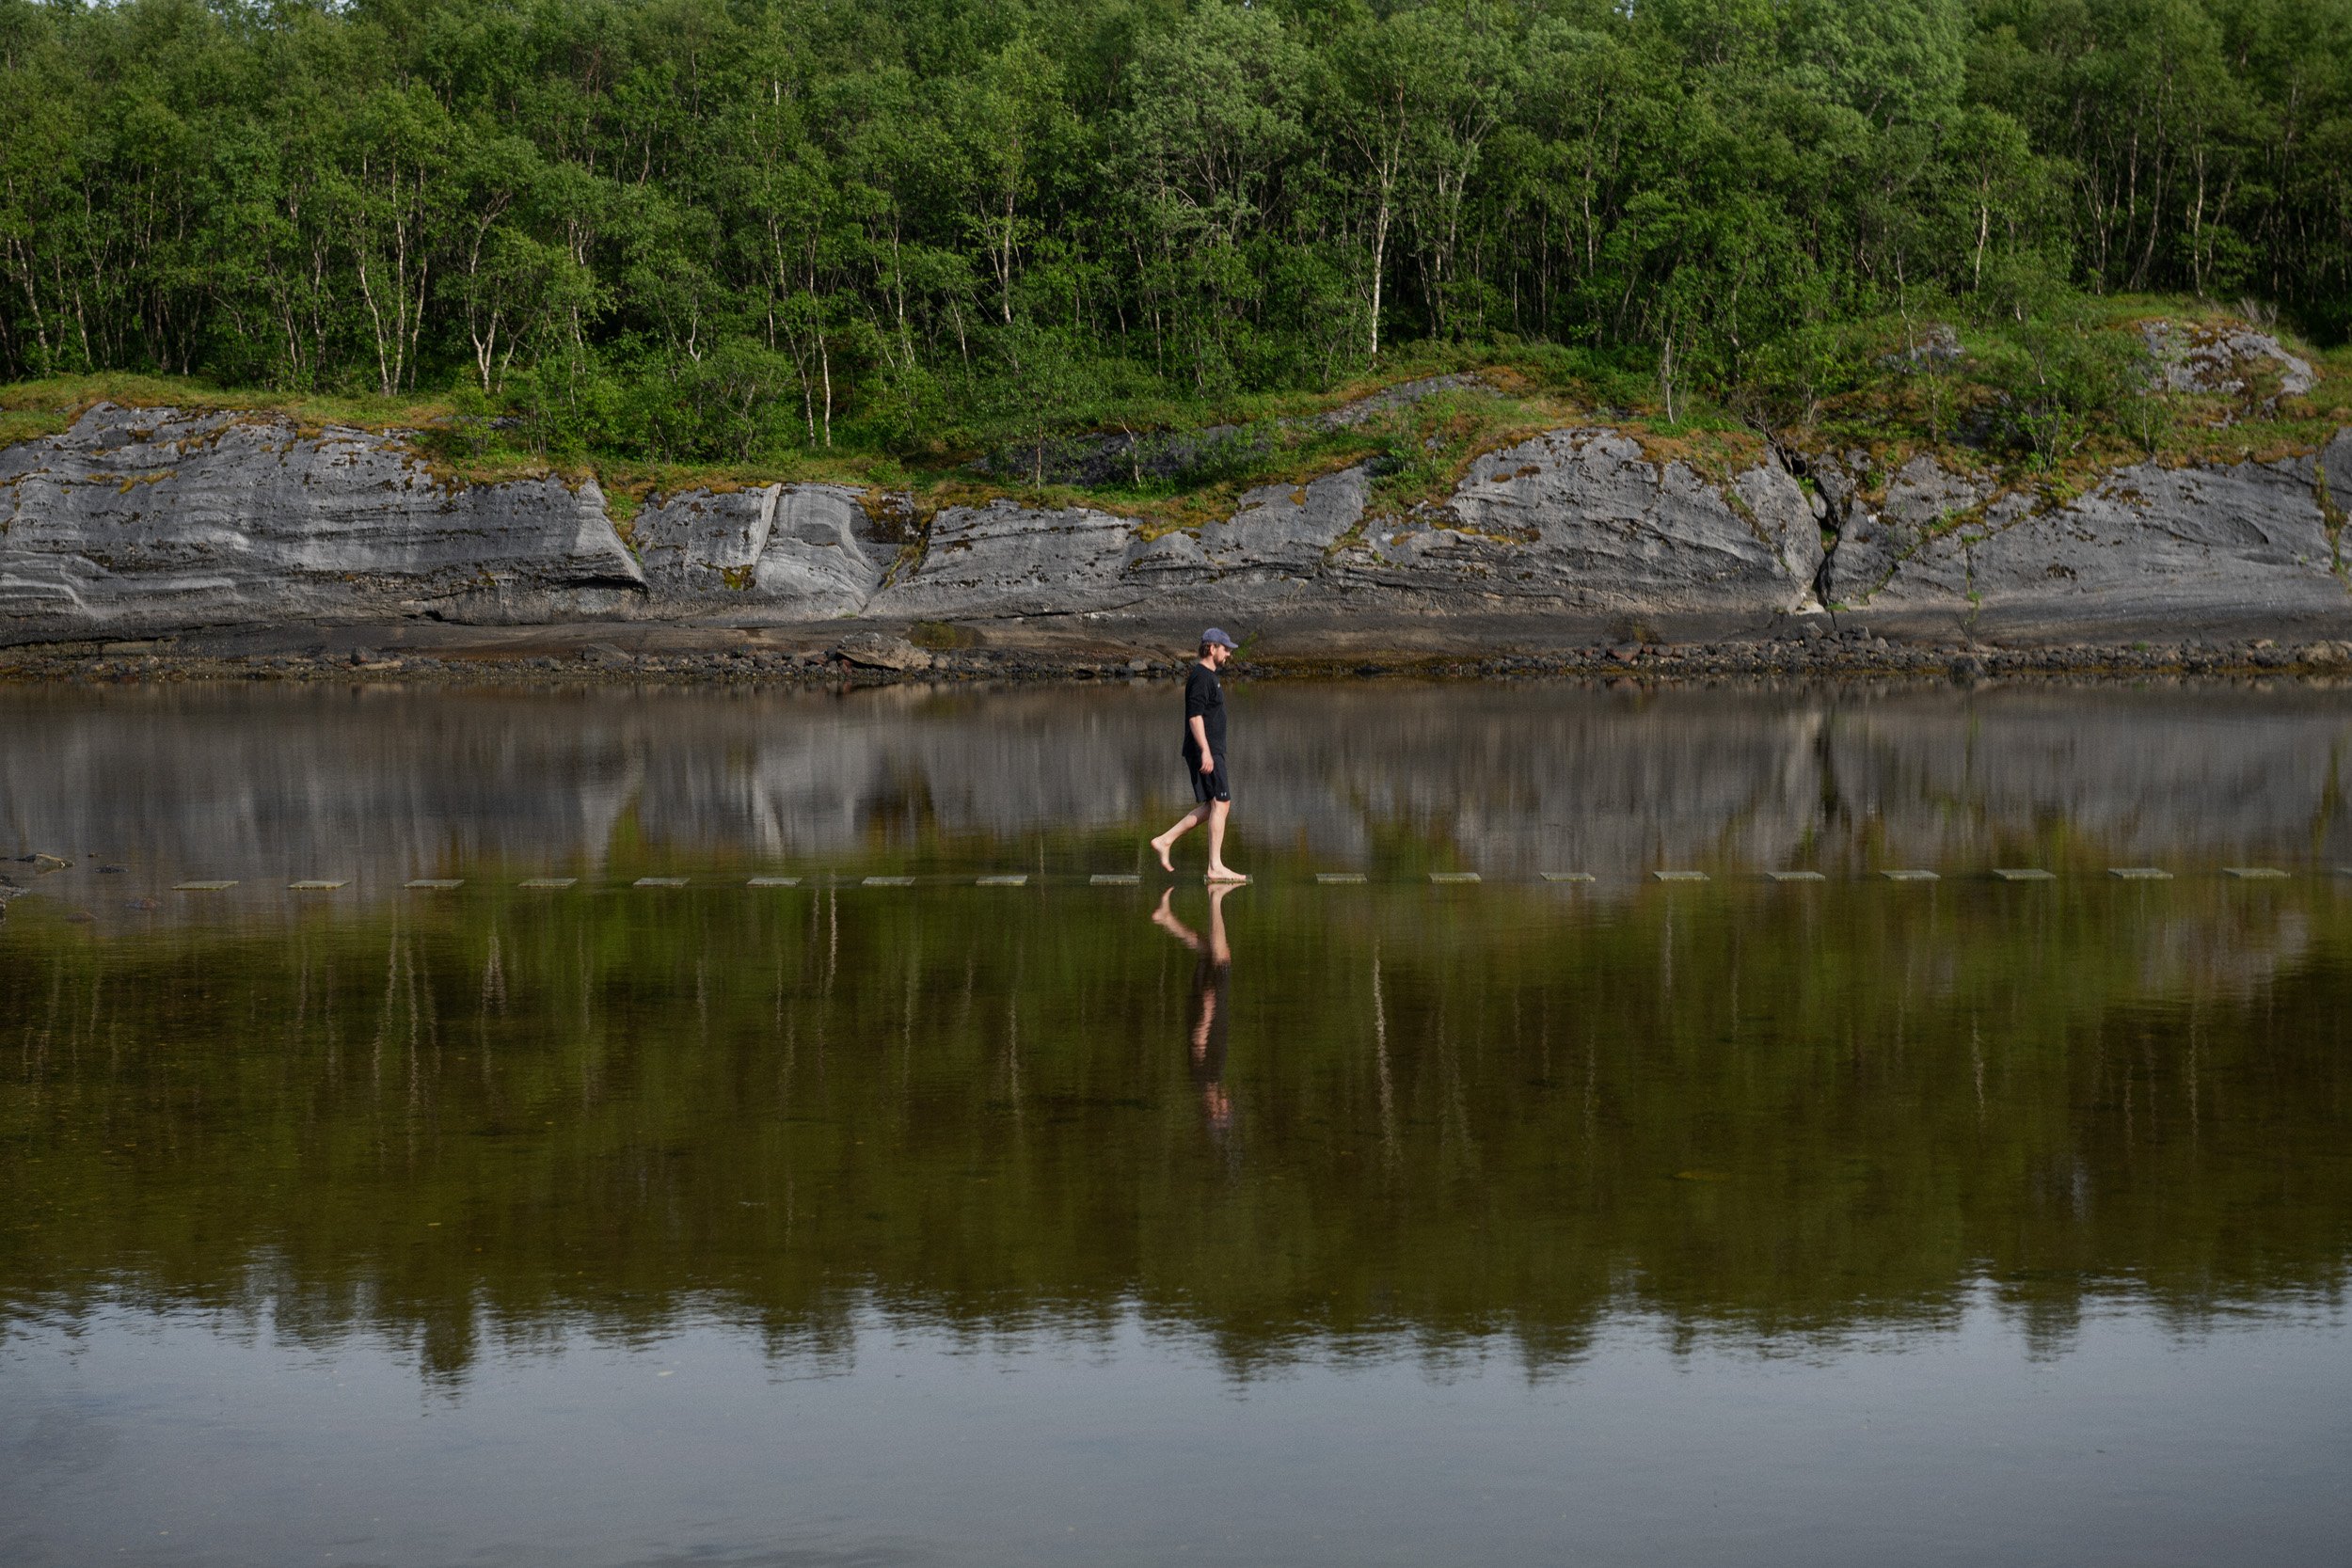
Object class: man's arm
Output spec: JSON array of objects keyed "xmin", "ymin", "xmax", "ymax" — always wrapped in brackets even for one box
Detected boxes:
[{"xmin": 1189, "ymin": 713, "xmax": 1213, "ymax": 770}]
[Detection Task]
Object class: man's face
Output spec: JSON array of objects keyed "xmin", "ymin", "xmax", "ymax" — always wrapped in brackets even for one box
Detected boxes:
[{"xmin": 1205, "ymin": 643, "xmax": 1230, "ymax": 668}]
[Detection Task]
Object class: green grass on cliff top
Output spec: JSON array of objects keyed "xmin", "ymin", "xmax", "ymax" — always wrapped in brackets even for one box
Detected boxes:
[{"xmin": 4, "ymin": 300, "xmax": 2344, "ymax": 531}]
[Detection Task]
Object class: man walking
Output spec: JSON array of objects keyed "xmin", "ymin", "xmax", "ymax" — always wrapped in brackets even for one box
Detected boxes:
[{"xmin": 1151, "ymin": 628, "xmax": 1245, "ymax": 882}]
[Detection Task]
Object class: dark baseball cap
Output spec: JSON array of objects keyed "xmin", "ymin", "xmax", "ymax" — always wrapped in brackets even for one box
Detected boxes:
[{"xmin": 1200, "ymin": 627, "xmax": 1239, "ymax": 648}]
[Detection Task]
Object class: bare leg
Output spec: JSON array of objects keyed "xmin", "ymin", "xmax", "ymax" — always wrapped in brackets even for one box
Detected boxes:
[
  {"xmin": 1204, "ymin": 800, "xmax": 1244, "ymax": 880},
  {"xmin": 1151, "ymin": 804, "xmax": 1208, "ymax": 872},
  {"xmin": 1152, "ymin": 887, "xmax": 1202, "ymax": 948}
]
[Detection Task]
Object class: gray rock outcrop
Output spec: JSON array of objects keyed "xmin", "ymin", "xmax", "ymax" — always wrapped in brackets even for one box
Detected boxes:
[
  {"xmin": 2142, "ymin": 321, "xmax": 2316, "ymax": 401},
  {"xmin": 0, "ymin": 404, "xmax": 641, "ymax": 638},
  {"xmin": 1825, "ymin": 435, "xmax": 2352, "ymax": 640},
  {"xmin": 630, "ymin": 482, "xmax": 895, "ymax": 616},
  {"xmin": 2, "ymin": 400, "xmax": 2346, "ymax": 647},
  {"xmin": 1329, "ymin": 430, "xmax": 1821, "ymax": 620}
]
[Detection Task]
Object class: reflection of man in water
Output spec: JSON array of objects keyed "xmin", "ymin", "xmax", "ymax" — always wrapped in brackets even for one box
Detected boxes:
[{"xmin": 1152, "ymin": 885, "xmax": 1235, "ymax": 1136}]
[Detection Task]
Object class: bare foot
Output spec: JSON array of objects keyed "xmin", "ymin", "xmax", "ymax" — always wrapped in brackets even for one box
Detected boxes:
[
  {"xmin": 1205, "ymin": 867, "xmax": 1248, "ymax": 883},
  {"xmin": 1151, "ymin": 833, "xmax": 1175, "ymax": 873}
]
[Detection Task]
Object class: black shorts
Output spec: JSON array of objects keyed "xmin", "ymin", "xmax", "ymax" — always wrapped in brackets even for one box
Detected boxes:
[{"xmin": 1189, "ymin": 755, "xmax": 1232, "ymax": 804}]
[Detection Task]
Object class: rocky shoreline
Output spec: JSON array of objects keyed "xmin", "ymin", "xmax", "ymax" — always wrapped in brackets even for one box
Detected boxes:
[
  {"xmin": 7, "ymin": 624, "xmax": 2349, "ymax": 688},
  {"xmin": 4, "ymin": 332, "xmax": 2347, "ymax": 657}
]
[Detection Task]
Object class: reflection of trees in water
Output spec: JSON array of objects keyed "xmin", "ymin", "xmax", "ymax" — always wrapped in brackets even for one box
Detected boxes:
[
  {"xmin": 9, "ymin": 682, "xmax": 2352, "ymax": 900},
  {"xmin": 1, "ymin": 876, "xmax": 2347, "ymax": 1384}
]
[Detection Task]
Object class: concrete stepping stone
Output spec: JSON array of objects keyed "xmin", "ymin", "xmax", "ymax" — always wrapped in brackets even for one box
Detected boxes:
[
  {"xmin": 976, "ymin": 875, "xmax": 1027, "ymax": 886},
  {"xmin": 288, "ymin": 879, "xmax": 348, "ymax": 891},
  {"xmin": 1766, "ymin": 871, "xmax": 1825, "ymax": 882},
  {"xmin": 1540, "ymin": 872, "xmax": 1596, "ymax": 883},
  {"xmin": 1993, "ymin": 868, "xmax": 2057, "ymax": 881},
  {"xmin": 405, "ymin": 879, "xmax": 464, "ymax": 890},
  {"xmin": 2223, "ymin": 866, "xmax": 2288, "ymax": 879},
  {"xmin": 1089, "ymin": 874, "xmax": 1139, "ymax": 885},
  {"xmin": 2109, "ymin": 867, "xmax": 2172, "ymax": 879},
  {"xmin": 1316, "ymin": 873, "xmax": 1367, "ymax": 884},
  {"xmin": 863, "ymin": 876, "xmax": 914, "ymax": 887},
  {"xmin": 632, "ymin": 877, "xmax": 689, "ymax": 888},
  {"xmin": 1652, "ymin": 870, "xmax": 1708, "ymax": 882},
  {"xmin": 173, "ymin": 880, "xmax": 236, "ymax": 892},
  {"xmin": 1882, "ymin": 869, "xmax": 1940, "ymax": 881},
  {"xmin": 518, "ymin": 878, "xmax": 576, "ymax": 889},
  {"xmin": 1428, "ymin": 872, "xmax": 1482, "ymax": 884},
  {"xmin": 747, "ymin": 876, "xmax": 801, "ymax": 887}
]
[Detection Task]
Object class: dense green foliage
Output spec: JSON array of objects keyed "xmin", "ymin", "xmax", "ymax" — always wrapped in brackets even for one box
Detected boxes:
[{"xmin": 3, "ymin": 0, "xmax": 2349, "ymax": 464}]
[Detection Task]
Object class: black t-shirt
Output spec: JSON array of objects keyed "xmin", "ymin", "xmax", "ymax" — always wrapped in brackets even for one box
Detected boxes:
[{"xmin": 1184, "ymin": 661, "xmax": 1227, "ymax": 760}]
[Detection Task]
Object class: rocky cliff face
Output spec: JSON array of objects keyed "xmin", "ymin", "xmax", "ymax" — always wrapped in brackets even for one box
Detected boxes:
[
  {"xmin": 1819, "ymin": 434, "xmax": 2352, "ymax": 640},
  {"xmin": 3, "ymin": 400, "xmax": 2347, "ymax": 648},
  {"xmin": 0, "ymin": 404, "xmax": 640, "ymax": 638}
]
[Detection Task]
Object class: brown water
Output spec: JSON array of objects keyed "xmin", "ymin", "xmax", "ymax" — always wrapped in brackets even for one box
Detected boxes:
[{"xmin": 2, "ymin": 679, "xmax": 2348, "ymax": 1566}]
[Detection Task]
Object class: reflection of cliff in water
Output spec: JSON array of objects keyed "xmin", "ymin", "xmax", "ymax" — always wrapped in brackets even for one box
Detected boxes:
[
  {"xmin": 5, "ymin": 683, "xmax": 2352, "ymax": 902},
  {"xmin": 3, "ymin": 873, "xmax": 2345, "ymax": 1383}
]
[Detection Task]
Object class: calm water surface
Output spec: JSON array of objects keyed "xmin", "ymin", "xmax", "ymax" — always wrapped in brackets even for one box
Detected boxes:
[{"xmin": 3, "ymin": 679, "xmax": 2349, "ymax": 1566}]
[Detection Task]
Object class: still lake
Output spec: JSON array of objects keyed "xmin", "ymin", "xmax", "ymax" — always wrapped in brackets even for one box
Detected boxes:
[{"xmin": 3, "ymin": 677, "xmax": 2349, "ymax": 1567}]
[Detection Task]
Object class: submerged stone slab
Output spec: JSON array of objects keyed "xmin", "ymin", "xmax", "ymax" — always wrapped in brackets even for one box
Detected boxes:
[
  {"xmin": 1089, "ymin": 873, "xmax": 1140, "ymax": 885},
  {"xmin": 747, "ymin": 876, "xmax": 802, "ymax": 887},
  {"xmin": 1316, "ymin": 872, "xmax": 1368, "ymax": 884},
  {"xmin": 288, "ymin": 879, "xmax": 348, "ymax": 891},
  {"xmin": 632, "ymin": 877, "xmax": 688, "ymax": 887},
  {"xmin": 2223, "ymin": 866, "xmax": 2289, "ymax": 879},
  {"xmin": 976, "ymin": 874, "xmax": 1027, "ymax": 886},
  {"xmin": 1429, "ymin": 871, "xmax": 1482, "ymax": 884},
  {"xmin": 1767, "ymin": 870, "xmax": 1826, "ymax": 882},
  {"xmin": 173, "ymin": 879, "xmax": 236, "ymax": 891},
  {"xmin": 2109, "ymin": 867, "xmax": 2173, "ymax": 879},
  {"xmin": 1653, "ymin": 870, "xmax": 1709, "ymax": 882},
  {"xmin": 1541, "ymin": 872, "xmax": 1597, "ymax": 883},
  {"xmin": 1993, "ymin": 868, "xmax": 2057, "ymax": 881},
  {"xmin": 863, "ymin": 876, "xmax": 914, "ymax": 887},
  {"xmin": 1881, "ymin": 869, "xmax": 1940, "ymax": 881},
  {"xmin": 518, "ymin": 878, "xmax": 576, "ymax": 889},
  {"xmin": 405, "ymin": 879, "xmax": 464, "ymax": 890}
]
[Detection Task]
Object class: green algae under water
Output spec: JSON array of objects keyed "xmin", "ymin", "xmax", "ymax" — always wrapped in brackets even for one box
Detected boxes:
[{"xmin": 2, "ymin": 680, "xmax": 2349, "ymax": 1566}]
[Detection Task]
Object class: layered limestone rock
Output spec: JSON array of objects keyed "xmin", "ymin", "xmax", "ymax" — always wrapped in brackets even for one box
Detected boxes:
[
  {"xmin": 0, "ymin": 403, "xmax": 640, "ymax": 638},
  {"xmin": 874, "ymin": 436, "xmax": 1821, "ymax": 629},
  {"xmin": 1331, "ymin": 431, "xmax": 1821, "ymax": 618},
  {"xmin": 1824, "ymin": 432, "xmax": 2352, "ymax": 639},
  {"xmin": 2, "ymin": 400, "xmax": 2346, "ymax": 645},
  {"xmin": 629, "ymin": 482, "xmax": 895, "ymax": 617}
]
